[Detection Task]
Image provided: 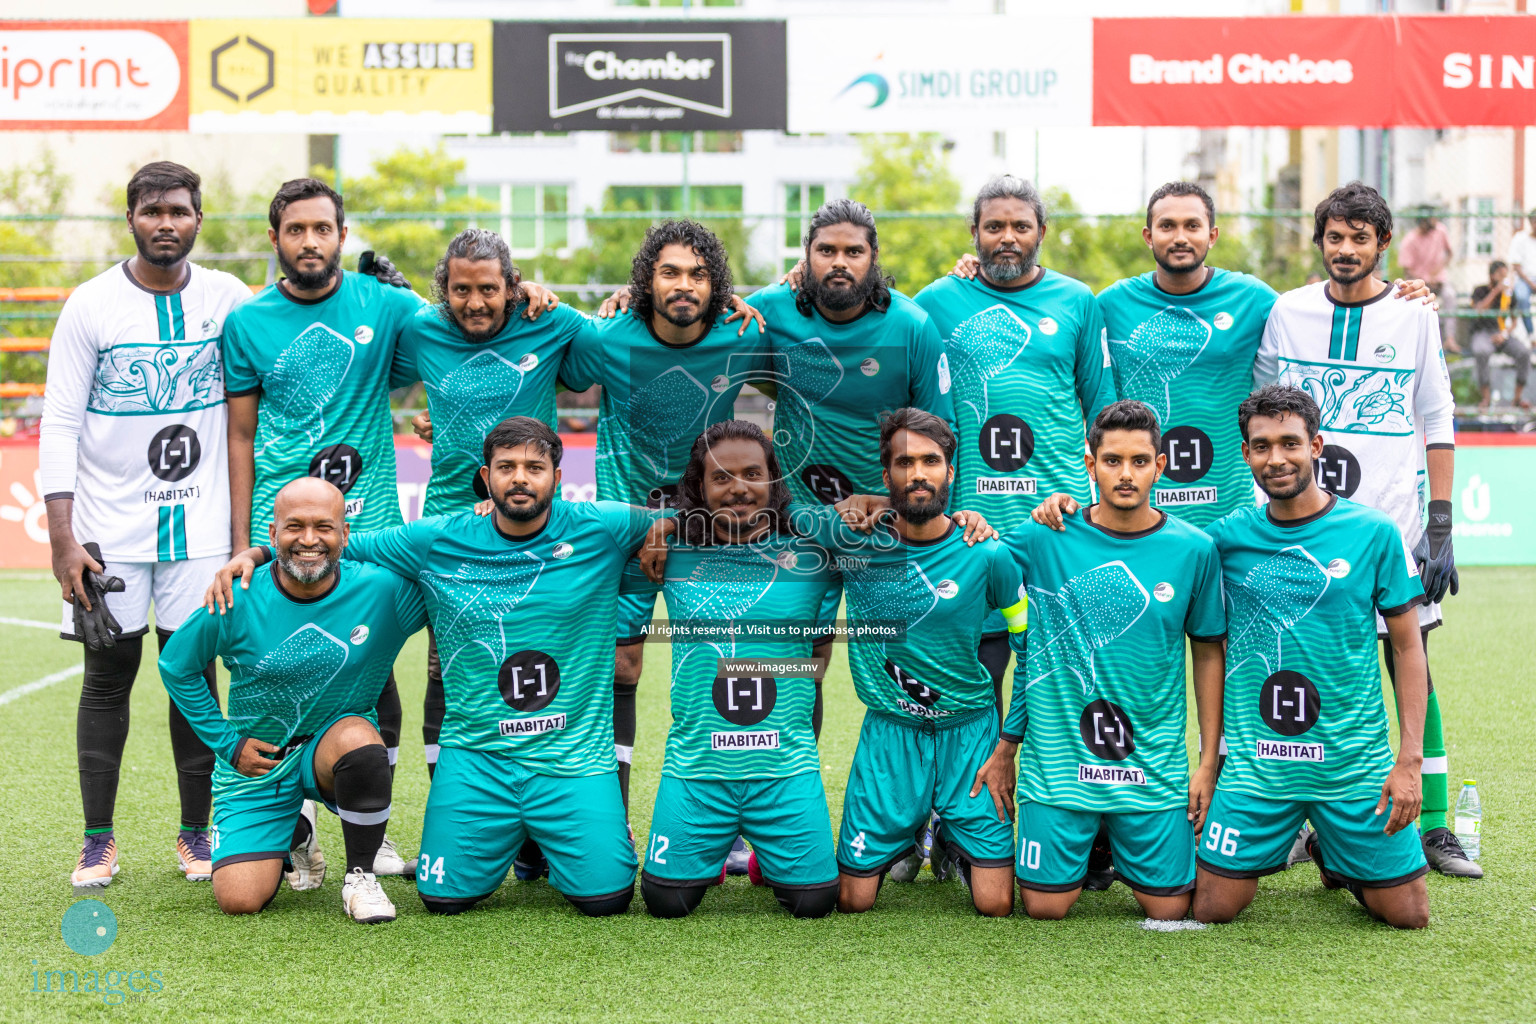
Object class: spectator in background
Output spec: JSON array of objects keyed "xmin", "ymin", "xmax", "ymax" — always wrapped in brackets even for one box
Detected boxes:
[
  {"xmin": 1469, "ymin": 260, "xmax": 1531, "ymax": 411},
  {"xmin": 1399, "ymin": 208, "xmax": 1458, "ymax": 353},
  {"xmin": 1505, "ymin": 208, "xmax": 1536, "ymax": 335}
]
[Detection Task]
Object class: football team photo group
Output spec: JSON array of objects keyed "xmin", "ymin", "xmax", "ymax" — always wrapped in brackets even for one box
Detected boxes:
[{"xmin": 41, "ymin": 157, "xmax": 1481, "ymax": 941}]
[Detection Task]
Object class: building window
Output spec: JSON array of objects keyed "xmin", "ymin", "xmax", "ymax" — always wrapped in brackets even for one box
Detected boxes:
[
  {"xmin": 610, "ymin": 184, "xmax": 742, "ymax": 214},
  {"xmin": 501, "ymin": 184, "xmax": 569, "ymax": 255},
  {"xmin": 782, "ymin": 183, "xmax": 826, "ymax": 270},
  {"xmin": 1463, "ymin": 196, "xmax": 1495, "ymax": 261},
  {"xmin": 610, "ymin": 131, "xmax": 743, "ymax": 154}
]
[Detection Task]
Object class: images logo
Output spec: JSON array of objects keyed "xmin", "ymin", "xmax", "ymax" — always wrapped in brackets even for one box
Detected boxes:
[
  {"xmin": 838, "ymin": 72, "xmax": 890, "ymax": 108},
  {"xmin": 61, "ymin": 900, "xmax": 116, "ymax": 956}
]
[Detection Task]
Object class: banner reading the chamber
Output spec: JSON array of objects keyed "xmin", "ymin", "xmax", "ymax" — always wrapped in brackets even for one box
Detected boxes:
[{"xmin": 188, "ymin": 18, "xmax": 491, "ymax": 132}]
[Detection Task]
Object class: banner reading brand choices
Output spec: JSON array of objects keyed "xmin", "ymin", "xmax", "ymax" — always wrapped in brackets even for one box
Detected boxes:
[
  {"xmin": 787, "ymin": 17, "xmax": 1091, "ymax": 133},
  {"xmin": 187, "ymin": 18, "xmax": 491, "ymax": 132},
  {"xmin": 0, "ymin": 21, "xmax": 188, "ymax": 130},
  {"xmin": 1093, "ymin": 15, "xmax": 1536, "ymax": 128}
]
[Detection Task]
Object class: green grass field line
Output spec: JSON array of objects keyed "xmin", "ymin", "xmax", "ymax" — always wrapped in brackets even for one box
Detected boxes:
[{"xmin": 0, "ymin": 567, "xmax": 1532, "ymax": 1022}]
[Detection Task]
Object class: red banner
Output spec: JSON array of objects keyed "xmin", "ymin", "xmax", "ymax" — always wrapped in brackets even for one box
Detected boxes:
[
  {"xmin": 0, "ymin": 20, "xmax": 188, "ymax": 130},
  {"xmin": 1093, "ymin": 15, "xmax": 1536, "ymax": 128}
]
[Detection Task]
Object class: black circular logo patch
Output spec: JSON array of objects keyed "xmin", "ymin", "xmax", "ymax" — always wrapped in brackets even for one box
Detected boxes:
[
  {"xmin": 1313, "ymin": 444, "xmax": 1361, "ymax": 498},
  {"xmin": 146, "ymin": 425, "xmax": 201, "ymax": 482},
  {"xmin": 1259, "ymin": 670, "xmax": 1321, "ymax": 736},
  {"xmin": 1079, "ymin": 699, "xmax": 1135, "ymax": 761},
  {"xmin": 647, "ymin": 482, "xmax": 681, "ymax": 510},
  {"xmin": 885, "ymin": 659, "xmax": 939, "ymax": 708},
  {"xmin": 712, "ymin": 675, "xmax": 777, "ymax": 726},
  {"xmin": 801, "ymin": 464, "xmax": 856, "ymax": 505},
  {"xmin": 498, "ymin": 650, "xmax": 560, "ymax": 712},
  {"xmin": 978, "ymin": 414, "xmax": 1035, "ymax": 472},
  {"xmin": 1160, "ymin": 425, "xmax": 1213, "ymax": 484},
  {"xmin": 309, "ymin": 444, "xmax": 364, "ymax": 494}
]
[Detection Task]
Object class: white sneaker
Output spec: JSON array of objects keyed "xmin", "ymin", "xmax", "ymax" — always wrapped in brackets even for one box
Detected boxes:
[
  {"xmin": 341, "ymin": 867, "xmax": 396, "ymax": 924},
  {"xmin": 372, "ymin": 835, "xmax": 410, "ymax": 877},
  {"xmin": 284, "ymin": 801, "xmax": 326, "ymax": 891}
]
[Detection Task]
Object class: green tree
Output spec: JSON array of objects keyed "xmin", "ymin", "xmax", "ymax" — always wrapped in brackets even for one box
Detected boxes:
[
  {"xmin": 1038, "ymin": 191, "xmax": 1146, "ymax": 293},
  {"xmin": 847, "ymin": 134, "xmax": 970, "ymax": 296}
]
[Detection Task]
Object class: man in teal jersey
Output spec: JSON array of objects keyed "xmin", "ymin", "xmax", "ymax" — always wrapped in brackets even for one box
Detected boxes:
[
  {"xmin": 1194, "ymin": 385, "xmax": 1429, "ymax": 929},
  {"xmin": 792, "ymin": 409, "xmax": 1026, "ymax": 917},
  {"xmin": 208, "ymin": 418, "xmax": 671, "ymax": 916},
  {"xmin": 635, "ymin": 421, "xmax": 840, "ymax": 918},
  {"xmin": 560, "ymin": 220, "xmax": 770, "ymax": 815},
  {"xmin": 167, "ymin": 478, "xmax": 425, "ymax": 923},
  {"xmin": 972, "ymin": 400, "xmax": 1226, "ymax": 921}
]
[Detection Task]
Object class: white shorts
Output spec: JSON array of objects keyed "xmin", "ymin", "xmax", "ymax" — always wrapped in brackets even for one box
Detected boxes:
[{"xmin": 59, "ymin": 553, "xmax": 229, "ymax": 639}]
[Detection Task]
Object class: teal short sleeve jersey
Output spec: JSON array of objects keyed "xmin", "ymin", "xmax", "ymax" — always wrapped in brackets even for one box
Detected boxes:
[
  {"xmin": 655, "ymin": 533, "xmax": 836, "ymax": 780},
  {"xmin": 560, "ymin": 312, "xmax": 769, "ymax": 506},
  {"xmin": 748, "ymin": 283, "xmax": 955, "ymax": 505},
  {"xmin": 392, "ymin": 301, "xmax": 591, "ymax": 515},
  {"xmin": 222, "ymin": 271, "xmax": 425, "ymax": 537},
  {"xmin": 1097, "ymin": 269, "xmax": 1278, "ymax": 527},
  {"xmin": 158, "ymin": 561, "xmax": 427, "ymax": 786},
  {"xmin": 914, "ymin": 270, "xmax": 1114, "ymax": 529},
  {"xmin": 792, "ymin": 505, "xmax": 1026, "ymax": 726},
  {"xmin": 1206, "ymin": 496, "xmax": 1424, "ymax": 801},
  {"xmin": 1001, "ymin": 510, "xmax": 1226, "ymax": 813},
  {"xmin": 342, "ymin": 500, "xmax": 666, "ymax": 776}
]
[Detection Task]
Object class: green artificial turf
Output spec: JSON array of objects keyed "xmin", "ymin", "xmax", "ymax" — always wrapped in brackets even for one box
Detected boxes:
[{"xmin": 0, "ymin": 567, "xmax": 1531, "ymax": 1022}]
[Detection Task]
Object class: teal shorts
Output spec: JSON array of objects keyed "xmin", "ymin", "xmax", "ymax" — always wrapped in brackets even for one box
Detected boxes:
[
  {"xmin": 1015, "ymin": 801, "xmax": 1195, "ymax": 896},
  {"xmin": 1197, "ymin": 788, "xmax": 1428, "ymax": 887},
  {"xmin": 208, "ymin": 712, "xmax": 365, "ymax": 871},
  {"xmin": 416, "ymin": 746, "xmax": 638, "ymax": 900},
  {"xmin": 837, "ymin": 709, "xmax": 1015, "ymax": 875},
  {"xmin": 642, "ymin": 773, "xmax": 837, "ymax": 888},
  {"xmin": 616, "ymin": 590, "xmax": 659, "ymax": 645}
]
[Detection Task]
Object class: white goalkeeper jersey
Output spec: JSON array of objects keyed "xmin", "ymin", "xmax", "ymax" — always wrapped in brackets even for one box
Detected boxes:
[
  {"xmin": 1256, "ymin": 279, "xmax": 1455, "ymax": 629},
  {"xmin": 39, "ymin": 261, "xmax": 252, "ymax": 563}
]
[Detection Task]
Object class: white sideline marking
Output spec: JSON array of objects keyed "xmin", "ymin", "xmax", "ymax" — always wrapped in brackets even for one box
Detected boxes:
[
  {"xmin": 0, "ymin": 616, "xmax": 59, "ymax": 631},
  {"xmin": 0, "ymin": 664, "xmax": 83, "ymax": 706},
  {"xmin": 1140, "ymin": 918, "xmax": 1206, "ymax": 932}
]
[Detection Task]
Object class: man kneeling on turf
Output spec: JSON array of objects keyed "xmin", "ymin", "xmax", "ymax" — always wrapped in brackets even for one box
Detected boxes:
[
  {"xmin": 976, "ymin": 400, "xmax": 1227, "ymax": 920},
  {"xmin": 165, "ymin": 478, "xmax": 425, "ymax": 922},
  {"xmin": 1194, "ymin": 385, "xmax": 1430, "ymax": 929},
  {"xmin": 635, "ymin": 421, "xmax": 841, "ymax": 918}
]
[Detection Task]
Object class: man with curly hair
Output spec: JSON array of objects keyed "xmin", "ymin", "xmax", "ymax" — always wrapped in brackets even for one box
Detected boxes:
[{"xmin": 560, "ymin": 220, "xmax": 771, "ymax": 815}]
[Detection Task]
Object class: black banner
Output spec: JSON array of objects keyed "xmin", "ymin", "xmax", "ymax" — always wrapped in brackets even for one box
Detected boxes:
[{"xmin": 494, "ymin": 20, "xmax": 786, "ymax": 131}]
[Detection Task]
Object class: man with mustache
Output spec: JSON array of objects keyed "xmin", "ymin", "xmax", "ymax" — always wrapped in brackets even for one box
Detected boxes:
[
  {"xmin": 1195, "ymin": 385, "xmax": 1431, "ymax": 929},
  {"xmin": 42, "ymin": 161, "xmax": 253, "ymax": 887},
  {"xmin": 791, "ymin": 409, "xmax": 1026, "ymax": 916},
  {"xmin": 1255, "ymin": 182, "xmax": 1475, "ymax": 880},
  {"xmin": 167, "ymin": 477, "xmax": 425, "ymax": 923}
]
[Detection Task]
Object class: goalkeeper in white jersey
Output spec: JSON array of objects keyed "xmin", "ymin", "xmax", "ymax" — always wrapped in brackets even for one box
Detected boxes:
[
  {"xmin": 40, "ymin": 163, "xmax": 254, "ymax": 888},
  {"xmin": 1256, "ymin": 181, "xmax": 1477, "ymax": 879}
]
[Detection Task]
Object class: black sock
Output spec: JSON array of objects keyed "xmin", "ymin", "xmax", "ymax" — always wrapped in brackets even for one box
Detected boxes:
[
  {"xmin": 77, "ymin": 636, "xmax": 143, "ymax": 832},
  {"xmin": 290, "ymin": 811, "xmax": 313, "ymax": 851},
  {"xmin": 614, "ymin": 680, "xmax": 637, "ymax": 811},
  {"xmin": 375, "ymin": 672, "xmax": 401, "ymax": 782},
  {"xmin": 158, "ymin": 628, "xmax": 218, "ymax": 830},
  {"xmin": 423, "ymin": 629, "xmax": 445, "ymax": 781},
  {"xmin": 812, "ymin": 679, "xmax": 824, "ymax": 739},
  {"xmin": 331, "ymin": 744, "xmax": 392, "ymax": 873}
]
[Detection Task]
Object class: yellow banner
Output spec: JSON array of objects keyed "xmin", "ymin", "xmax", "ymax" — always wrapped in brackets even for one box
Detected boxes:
[{"xmin": 188, "ymin": 19, "xmax": 491, "ymax": 132}]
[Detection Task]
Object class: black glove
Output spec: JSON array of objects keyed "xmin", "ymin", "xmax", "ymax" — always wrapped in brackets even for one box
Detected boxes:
[
  {"xmin": 1419, "ymin": 499, "xmax": 1459, "ymax": 604},
  {"xmin": 356, "ymin": 250, "xmax": 411, "ymax": 290},
  {"xmin": 70, "ymin": 542, "xmax": 125, "ymax": 652}
]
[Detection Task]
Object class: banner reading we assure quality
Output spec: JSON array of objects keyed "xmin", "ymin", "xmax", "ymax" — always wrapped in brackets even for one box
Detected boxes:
[{"xmin": 187, "ymin": 18, "xmax": 491, "ymax": 132}]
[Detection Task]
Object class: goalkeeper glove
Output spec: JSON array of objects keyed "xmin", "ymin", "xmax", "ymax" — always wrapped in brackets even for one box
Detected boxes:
[
  {"xmin": 1416, "ymin": 499, "xmax": 1459, "ymax": 604},
  {"xmin": 71, "ymin": 542, "xmax": 124, "ymax": 652},
  {"xmin": 356, "ymin": 250, "xmax": 411, "ymax": 290}
]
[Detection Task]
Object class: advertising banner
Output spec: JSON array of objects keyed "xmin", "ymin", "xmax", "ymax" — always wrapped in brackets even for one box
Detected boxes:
[
  {"xmin": 187, "ymin": 18, "xmax": 492, "ymax": 132},
  {"xmin": 787, "ymin": 17, "xmax": 1091, "ymax": 132},
  {"xmin": 1449, "ymin": 440, "xmax": 1536, "ymax": 567},
  {"xmin": 1394, "ymin": 16, "xmax": 1536, "ymax": 128},
  {"xmin": 0, "ymin": 21, "xmax": 188, "ymax": 130},
  {"xmin": 494, "ymin": 19, "xmax": 786, "ymax": 132}
]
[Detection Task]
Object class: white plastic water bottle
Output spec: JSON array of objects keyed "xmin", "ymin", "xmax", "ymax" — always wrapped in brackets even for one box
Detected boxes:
[{"xmin": 1454, "ymin": 779, "xmax": 1482, "ymax": 862}]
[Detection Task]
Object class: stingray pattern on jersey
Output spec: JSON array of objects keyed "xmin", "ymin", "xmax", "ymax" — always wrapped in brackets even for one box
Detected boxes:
[
  {"xmin": 256, "ymin": 323, "xmax": 354, "ymax": 455},
  {"xmin": 422, "ymin": 551, "xmax": 546, "ymax": 674},
  {"xmin": 427, "ymin": 350, "xmax": 527, "ymax": 463},
  {"xmin": 842, "ymin": 559, "xmax": 941, "ymax": 664},
  {"xmin": 1108, "ymin": 306, "xmax": 1212, "ymax": 425},
  {"xmin": 946, "ymin": 304, "xmax": 1032, "ymax": 426},
  {"xmin": 616, "ymin": 366, "xmax": 712, "ymax": 483},
  {"xmin": 1225, "ymin": 545, "xmax": 1330, "ymax": 676},
  {"xmin": 227, "ymin": 624, "xmax": 350, "ymax": 741},
  {"xmin": 668, "ymin": 544, "xmax": 783, "ymax": 672},
  {"xmin": 1024, "ymin": 560, "xmax": 1150, "ymax": 697}
]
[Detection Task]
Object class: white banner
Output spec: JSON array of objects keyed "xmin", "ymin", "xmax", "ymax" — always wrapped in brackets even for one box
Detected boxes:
[{"xmin": 786, "ymin": 17, "xmax": 1092, "ymax": 132}]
